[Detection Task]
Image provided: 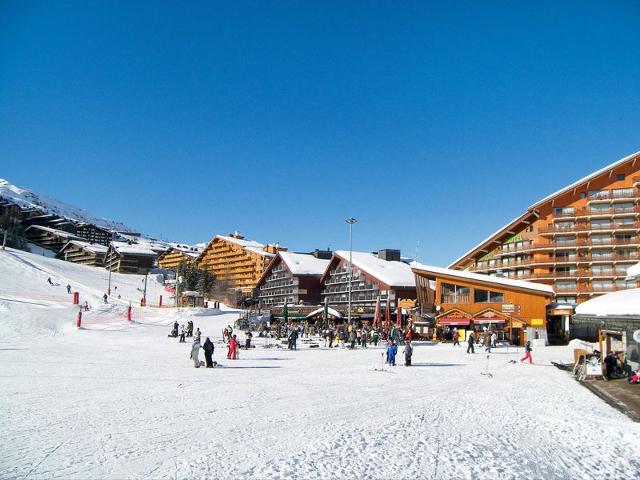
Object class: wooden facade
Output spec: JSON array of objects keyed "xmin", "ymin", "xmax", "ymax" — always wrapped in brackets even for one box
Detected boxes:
[
  {"xmin": 104, "ymin": 242, "xmax": 157, "ymax": 274},
  {"xmin": 24, "ymin": 225, "xmax": 83, "ymax": 253},
  {"xmin": 157, "ymin": 248, "xmax": 199, "ymax": 270},
  {"xmin": 196, "ymin": 233, "xmax": 284, "ymax": 295},
  {"xmin": 57, "ymin": 240, "xmax": 107, "ymax": 267},
  {"xmin": 449, "ymin": 151, "xmax": 640, "ymax": 308},
  {"xmin": 256, "ymin": 251, "xmax": 330, "ymax": 307},
  {"xmin": 412, "ymin": 265, "xmax": 554, "ymax": 345},
  {"xmin": 319, "ymin": 250, "xmax": 417, "ymax": 318}
]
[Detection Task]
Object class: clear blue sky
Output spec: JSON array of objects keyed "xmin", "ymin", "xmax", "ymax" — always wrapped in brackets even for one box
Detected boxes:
[{"xmin": 1, "ymin": 1, "xmax": 639, "ymax": 265}]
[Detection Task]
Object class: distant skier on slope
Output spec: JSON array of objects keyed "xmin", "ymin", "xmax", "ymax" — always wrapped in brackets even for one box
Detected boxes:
[
  {"xmin": 66, "ymin": 284, "xmax": 71, "ymax": 294},
  {"xmin": 190, "ymin": 337, "xmax": 201, "ymax": 368},
  {"xmin": 103, "ymin": 293, "xmax": 108, "ymax": 304},
  {"xmin": 203, "ymin": 337, "xmax": 215, "ymax": 368},
  {"xmin": 47, "ymin": 277, "xmax": 53, "ymax": 286}
]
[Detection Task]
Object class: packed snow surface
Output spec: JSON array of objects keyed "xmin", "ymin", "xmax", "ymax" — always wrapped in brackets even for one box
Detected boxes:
[{"xmin": 1, "ymin": 248, "xmax": 639, "ymax": 479}]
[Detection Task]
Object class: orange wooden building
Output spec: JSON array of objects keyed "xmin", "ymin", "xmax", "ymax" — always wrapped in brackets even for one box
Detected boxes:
[
  {"xmin": 412, "ymin": 264, "xmax": 554, "ymax": 345},
  {"xmin": 196, "ymin": 231, "xmax": 285, "ymax": 295}
]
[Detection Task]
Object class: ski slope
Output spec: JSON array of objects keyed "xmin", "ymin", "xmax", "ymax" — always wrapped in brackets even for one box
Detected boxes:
[{"xmin": 1, "ymin": 248, "xmax": 639, "ymax": 479}]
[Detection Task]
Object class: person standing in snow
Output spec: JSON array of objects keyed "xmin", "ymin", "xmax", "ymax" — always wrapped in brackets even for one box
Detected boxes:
[
  {"xmin": 203, "ymin": 337, "xmax": 215, "ymax": 368},
  {"xmin": 520, "ymin": 340, "xmax": 533, "ymax": 364},
  {"xmin": 289, "ymin": 328, "xmax": 298, "ymax": 350},
  {"xmin": 179, "ymin": 325, "xmax": 186, "ymax": 343},
  {"xmin": 452, "ymin": 329, "xmax": 460, "ymax": 347},
  {"xmin": 103, "ymin": 293, "xmax": 108, "ymax": 304},
  {"xmin": 466, "ymin": 331, "xmax": 475, "ymax": 354},
  {"xmin": 387, "ymin": 341, "xmax": 398, "ymax": 366},
  {"xmin": 186, "ymin": 320, "xmax": 193, "ymax": 338},
  {"xmin": 349, "ymin": 330, "xmax": 356, "ymax": 349},
  {"xmin": 491, "ymin": 331, "xmax": 497, "ymax": 349},
  {"xmin": 66, "ymin": 284, "xmax": 71, "ymax": 294},
  {"xmin": 404, "ymin": 341, "xmax": 413, "ymax": 366},
  {"xmin": 485, "ymin": 332, "xmax": 492, "ymax": 353},
  {"xmin": 327, "ymin": 328, "xmax": 334, "ymax": 348},
  {"xmin": 245, "ymin": 331, "xmax": 252, "ymax": 349},
  {"xmin": 194, "ymin": 328, "xmax": 201, "ymax": 342},
  {"xmin": 190, "ymin": 337, "xmax": 201, "ymax": 368},
  {"xmin": 361, "ymin": 329, "xmax": 368, "ymax": 349},
  {"xmin": 83, "ymin": 301, "xmax": 89, "ymax": 312}
]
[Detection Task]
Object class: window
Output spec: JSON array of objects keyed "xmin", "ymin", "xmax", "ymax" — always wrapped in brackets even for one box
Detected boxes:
[
  {"xmin": 616, "ymin": 173, "xmax": 625, "ymax": 181},
  {"xmin": 588, "ymin": 190, "xmax": 608, "ymax": 199},
  {"xmin": 474, "ymin": 289, "xmax": 505, "ymax": 303},
  {"xmin": 556, "ymin": 296, "xmax": 577, "ymax": 305},
  {"xmin": 580, "ymin": 192, "xmax": 586, "ymax": 199},
  {"xmin": 554, "ymin": 207, "xmax": 575, "ymax": 216},
  {"xmin": 440, "ymin": 283, "xmax": 470, "ymax": 304},
  {"xmin": 612, "ymin": 188, "xmax": 633, "ymax": 198},
  {"xmin": 557, "ymin": 281, "xmax": 577, "ymax": 291},
  {"xmin": 614, "ymin": 202, "xmax": 634, "ymax": 212}
]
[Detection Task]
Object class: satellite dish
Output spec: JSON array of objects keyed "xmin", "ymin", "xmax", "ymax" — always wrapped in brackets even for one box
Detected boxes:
[{"xmin": 633, "ymin": 330, "xmax": 640, "ymax": 343}]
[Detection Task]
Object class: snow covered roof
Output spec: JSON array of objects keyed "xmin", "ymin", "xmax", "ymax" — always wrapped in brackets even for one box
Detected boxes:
[
  {"xmin": 448, "ymin": 150, "xmax": 640, "ymax": 269},
  {"xmin": 25, "ymin": 225, "xmax": 83, "ymax": 240},
  {"xmin": 575, "ymin": 288, "xmax": 640, "ymax": 317},
  {"xmin": 279, "ymin": 252, "xmax": 330, "ymax": 276},
  {"xmin": 626, "ymin": 262, "xmax": 640, "ymax": 279},
  {"xmin": 412, "ymin": 263, "xmax": 555, "ymax": 295},
  {"xmin": 0, "ymin": 178, "xmax": 133, "ymax": 232},
  {"xmin": 331, "ymin": 251, "xmax": 416, "ymax": 288},
  {"xmin": 214, "ymin": 235, "xmax": 276, "ymax": 258},
  {"xmin": 304, "ymin": 306, "xmax": 342, "ymax": 319},
  {"xmin": 61, "ymin": 240, "xmax": 108, "ymax": 254},
  {"xmin": 109, "ymin": 241, "xmax": 157, "ymax": 256}
]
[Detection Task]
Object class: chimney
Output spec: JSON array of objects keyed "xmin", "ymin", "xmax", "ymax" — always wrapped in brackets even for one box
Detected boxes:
[{"xmin": 377, "ymin": 249, "xmax": 401, "ymax": 261}]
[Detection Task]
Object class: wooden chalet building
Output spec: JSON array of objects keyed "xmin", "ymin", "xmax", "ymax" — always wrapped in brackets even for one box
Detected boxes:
[
  {"xmin": 157, "ymin": 247, "xmax": 200, "ymax": 270},
  {"xmin": 197, "ymin": 232, "xmax": 284, "ymax": 296},
  {"xmin": 104, "ymin": 241, "xmax": 157, "ymax": 274},
  {"xmin": 256, "ymin": 251, "xmax": 331, "ymax": 307},
  {"xmin": 412, "ymin": 264, "xmax": 554, "ymax": 345},
  {"xmin": 25, "ymin": 225, "xmax": 83, "ymax": 253},
  {"xmin": 448, "ymin": 150, "xmax": 640, "ymax": 340},
  {"xmin": 57, "ymin": 240, "xmax": 108, "ymax": 267},
  {"xmin": 319, "ymin": 250, "xmax": 416, "ymax": 319},
  {"xmin": 74, "ymin": 222, "xmax": 112, "ymax": 245}
]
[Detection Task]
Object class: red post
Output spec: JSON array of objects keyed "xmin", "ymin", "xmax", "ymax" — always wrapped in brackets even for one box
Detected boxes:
[
  {"xmin": 127, "ymin": 305, "xmax": 132, "ymax": 321},
  {"xmin": 73, "ymin": 292, "xmax": 79, "ymax": 305},
  {"xmin": 159, "ymin": 295, "xmax": 163, "ymax": 307},
  {"xmin": 76, "ymin": 308, "xmax": 82, "ymax": 328}
]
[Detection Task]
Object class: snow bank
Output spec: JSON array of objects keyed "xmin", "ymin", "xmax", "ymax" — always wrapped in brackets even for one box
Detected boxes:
[{"xmin": 575, "ymin": 288, "xmax": 640, "ymax": 316}]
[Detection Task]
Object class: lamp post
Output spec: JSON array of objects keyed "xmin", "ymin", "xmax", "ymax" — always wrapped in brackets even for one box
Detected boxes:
[
  {"xmin": 107, "ymin": 265, "xmax": 112, "ymax": 295},
  {"xmin": 346, "ymin": 217, "xmax": 357, "ymax": 324}
]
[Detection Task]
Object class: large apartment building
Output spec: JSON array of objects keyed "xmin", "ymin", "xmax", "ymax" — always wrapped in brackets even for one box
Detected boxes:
[
  {"xmin": 449, "ymin": 151, "xmax": 640, "ymax": 310},
  {"xmin": 197, "ymin": 232, "xmax": 284, "ymax": 295}
]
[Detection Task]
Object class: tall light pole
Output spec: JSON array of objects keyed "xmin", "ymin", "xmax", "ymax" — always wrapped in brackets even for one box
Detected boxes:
[{"xmin": 346, "ymin": 217, "xmax": 357, "ymax": 324}]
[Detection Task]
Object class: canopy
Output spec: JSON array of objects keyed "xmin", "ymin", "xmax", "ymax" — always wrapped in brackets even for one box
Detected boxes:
[
  {"xmin": 305, "ymin": 306, "xmax": 342, "ymax": 319},
  {"xmin": 438, "ymin": 318, "xmax": 470, "ymax": 326}
]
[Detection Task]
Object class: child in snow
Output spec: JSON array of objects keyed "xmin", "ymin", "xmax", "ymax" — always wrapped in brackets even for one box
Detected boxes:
[
  {"xmin": 404, "ymin": 341, "xmax": 413, "ymax": 366},
  {"xmin": 520, "ymin": 340, "xmax": 533, "ymax": 364},
  {"xmin": 386, "ymin": 342, "xmax": 398, "ymax": 366},
  {"xmin": 190, "ymin": 338, "xmax": 201, "ymax": 368}
]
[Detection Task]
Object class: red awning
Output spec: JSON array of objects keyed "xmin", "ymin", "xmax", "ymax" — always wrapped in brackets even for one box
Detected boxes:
[
  {"xmin": 438, "ymin": 318, "xmax": 470, "ymax": 326},
  {"xmin": 474, "ymin": 318, "xmax": 506, "ymax": 324}
]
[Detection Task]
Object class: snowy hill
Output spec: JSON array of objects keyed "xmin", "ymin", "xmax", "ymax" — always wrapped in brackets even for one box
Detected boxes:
[{"xmin": 0, "ymin": 177, "xmax": 133, "ymax": 232}]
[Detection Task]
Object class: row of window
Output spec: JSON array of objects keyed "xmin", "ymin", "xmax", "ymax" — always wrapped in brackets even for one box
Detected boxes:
[{"xmin": 440, "ymin": 283, "xmax": 504, "ymax": 305}]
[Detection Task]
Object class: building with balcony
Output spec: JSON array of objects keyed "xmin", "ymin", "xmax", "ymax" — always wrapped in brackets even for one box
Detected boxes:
[
  {"xmin": 57, "ymin": 240, "xmax": 108, "ymax": 267},
  {"xmin": 157, "ymin": 246, "xmax": 201, "ymax": 270},
  {"xmin": 256, "ymin": 251, "xmax": 331, "ymax": 307},
  {"xmin": 319, "ymin": 250, "xmax": 416, "ymax": 319},
  {"xmin": 448, "ymin": 150, "xmax": 640, "ymax": 338},
  {"xmin": 24, "ymin": 225, "xmax": 83, "ymax": 253},
  {"xmin": 104, "ymin": 241, "xmax": 157, "ymax": 274},
  {"xmin": 196, "ymin": 231, "xmax": 284, "ymax": 295}
]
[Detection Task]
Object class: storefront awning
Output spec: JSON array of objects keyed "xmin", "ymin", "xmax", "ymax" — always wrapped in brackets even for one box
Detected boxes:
[
  {"xmin": 474, "ymin": 318, "xmax": 506, "ymax": 324},
  {"xmin": 438, "ymin": 318, "xmax": 470, "ymax": 326}
]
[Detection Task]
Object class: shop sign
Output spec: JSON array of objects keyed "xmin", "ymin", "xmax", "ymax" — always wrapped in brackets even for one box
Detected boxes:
[
  {"xmin": 531, "ymin": 318, "xmax": 545, "ymax": 327},
  {"xmin": 501, "ymin": 304, "xmax": 515, "ymax": 313}
]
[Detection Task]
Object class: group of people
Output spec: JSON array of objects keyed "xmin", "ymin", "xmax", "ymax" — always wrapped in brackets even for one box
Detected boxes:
[
  {"xmin": 190, "ymin": 336, "xmax": 216, "ymax": 368},
  {"xmin": 169, "ymin": 320, "xmax": 200, "ymax": 343},
  {"xmin": 384, "ymin": 340, "xmax": 413, "ymax": 366}
]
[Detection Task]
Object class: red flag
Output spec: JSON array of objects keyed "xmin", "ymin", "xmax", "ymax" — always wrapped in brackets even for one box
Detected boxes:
[
  {"xmin": 373, "ymin": 296, "xmax": 381, "ymax": 329},
  {"xmin": 385, "ymin": 298, "xmax": 391, "ymax": 330},
  {"xmin": 396, "ymin": 303, "xmax": 402, "ymax": 328}
]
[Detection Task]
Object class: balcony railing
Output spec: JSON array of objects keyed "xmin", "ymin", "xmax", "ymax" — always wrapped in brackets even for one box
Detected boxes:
[
  {"xmin": 539, "ymin": 221, "xmax": 640, "ymax": 234},
  {"xmin": 553, "ymin": 205, "xmax": 640, "ymax": 218}
]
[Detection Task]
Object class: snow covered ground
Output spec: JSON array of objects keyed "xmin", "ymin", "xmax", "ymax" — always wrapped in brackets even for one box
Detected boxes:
[{"xmin": 1, "ymin": 248, "xmax": 639, "ymax": 479}]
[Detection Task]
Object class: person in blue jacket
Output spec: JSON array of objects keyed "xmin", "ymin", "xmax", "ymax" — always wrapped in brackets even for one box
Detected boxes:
[{"xmin": 386, "ymin": 341, "xmax": 398, "ymax": 366}]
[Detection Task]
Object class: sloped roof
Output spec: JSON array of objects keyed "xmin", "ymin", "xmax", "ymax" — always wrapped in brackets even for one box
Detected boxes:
[
  {"xmin": 25, "ymin": 225, "xmax": 83, "ymax": 240},
  {"xmin": 575, "ymin": 288, "xmax": 640, "ymax": 317},
  {"xmin": 214, "ymin": 235, "xmax": 276, "ymax": 258},
  {"xmin": 330, "ymin": 251, "xmax": 416, "ymax": 288},
  {"xmin": 279, "ymin": 252, "xmax": 330, "ymax": 276},
  {"xmin": 60, "ymin": 240, "xmax": 108, "ymax": 254},
  {"xmin": 109, "ymin": 241, "xmax": 157, "ymax": 256},
  {"xmin": 449, "ymin": 150, "xmax": 640, "ymax": 268},
  {"xmin": 412, "ymin": 263, "xmax": 554, "ymax": 295}
]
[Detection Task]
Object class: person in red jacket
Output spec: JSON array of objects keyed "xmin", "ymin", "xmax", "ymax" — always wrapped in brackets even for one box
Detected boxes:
[{"xmin": 228, "ymin": 334, "xmax": 238, "ymax": 360}]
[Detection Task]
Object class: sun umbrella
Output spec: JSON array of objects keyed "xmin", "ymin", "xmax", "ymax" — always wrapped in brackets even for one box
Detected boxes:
[
  {"xmin": 373, "ymin": 295, "xmax": 381, "ymax": 329},
  {"xmin": 397, "ymin": 303, "xmax": 402, "ymax": 328},
  {"xmin": 385, "ymin": 298, "xmax": 391, "ymax": 331}
]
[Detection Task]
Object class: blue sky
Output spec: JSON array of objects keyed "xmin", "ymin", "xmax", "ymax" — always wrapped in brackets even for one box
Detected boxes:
[{"xmin": 1, "ymin": 1, "xmax": 639, "ymax": 265}]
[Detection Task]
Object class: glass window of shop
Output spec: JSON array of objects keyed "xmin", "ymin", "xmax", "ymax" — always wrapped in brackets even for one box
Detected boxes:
[
  {"xmin": 440, "ymin": 283, "xmax": 470, "ymax": 304},
  {"xmin": 473, "ymin": 289, "xmax": 505, "ymax": 303}
]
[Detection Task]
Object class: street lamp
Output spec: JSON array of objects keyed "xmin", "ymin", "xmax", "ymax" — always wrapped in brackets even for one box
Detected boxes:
[{"xmin": 346, "ymin": 217, "xmax": 357, "ymax": 324}]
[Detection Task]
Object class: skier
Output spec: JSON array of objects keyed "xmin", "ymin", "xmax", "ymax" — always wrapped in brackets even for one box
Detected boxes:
[
  {"xmin": 289, "ymin": 328, "xmax": 298, "ymax": 350},
  {"xmin": 103, "ymin": 293, "xmax": 108, "ymax": 304},
  {"xmin": 228, "ymin": 334, "xmax": 238, "ymax": 359},
  {"xmin": 466, "ymin": 331, "xmax": 475, "ymax": 354},
  {"xmin": 190, "ymin": 337, "xmax": 201, "ymax": 368},
  {"xmin": 47, "ymin": 277, "xmax": 53, "ymax": 285},
  {"xmin": 66, "ymin": 284, "xmax": 71, "ymax": 294},
  {"xmin": 203, "ymin": 337, "xmax": 215, "ymax": 368},
  {"xmin": 194, "ymin": 328, "xmax": 201, "ymax": 342},
  {"xmin": 83, "ymin": 301, "xmax": 89, "ymax": 312},
  {"xmin": 179, "ymin": 325, "xmax": 186, "ymax": 343},
  {"xmin": 452, "ymin": 329, "xmax": 460, "ymax": 347},
  {"xmin": 173, "ymin": 321, "xmax": 179, "ymax": 335},
  {"xmin": 186, "ymin": 320, "xmax": 194, "ymax": 338},
  {"xmin": 404, "ymin": 341, "xmax": 413, "ymax": 366},
  {"xmin": 245, "ymin": 331, "xmax": 252, "ymax": 349},
  {"xmin": 386, "ymin": 341, "xmax": 398, "ymax": 366},
  {"xmin": 520, "ymin": 340, "xmax": 533, "ymax": 364}
]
